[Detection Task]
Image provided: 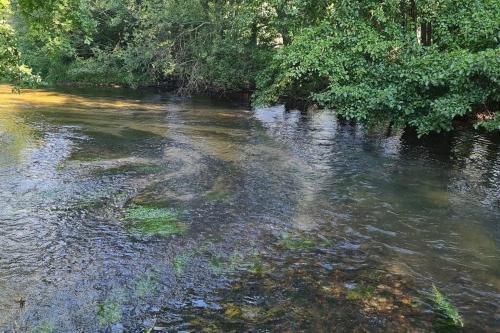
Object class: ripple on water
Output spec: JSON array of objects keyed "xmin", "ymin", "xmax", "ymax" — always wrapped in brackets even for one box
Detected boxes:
[{"xmin": 0, "ymin": 86, "xmax": 498, "ymax": 331}]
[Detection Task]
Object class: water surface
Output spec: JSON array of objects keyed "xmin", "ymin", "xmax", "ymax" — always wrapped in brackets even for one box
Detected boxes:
[{"xmin": 0, "ymin": 85, "xmax": 499, "ymax": 332}]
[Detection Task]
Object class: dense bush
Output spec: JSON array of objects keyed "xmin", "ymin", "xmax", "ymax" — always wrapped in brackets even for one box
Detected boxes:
[
  {"xmin": 254, "ymin": 0, "xmax": 500, "ymax": 135},
  {"xmin": 9, "ymin": 0, "xmax": 266, "ymax": 90},
  {"xmin": 0, "ymin": 0, "xmax": 39, "ymax": 85},
  {"xmin": 3, "ymin": 0, "xmax": 499, "ymax": 134}
]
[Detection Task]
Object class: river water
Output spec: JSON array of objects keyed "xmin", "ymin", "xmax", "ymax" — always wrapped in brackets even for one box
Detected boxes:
[{"xmin": 0, "ymin": 85, "xmax": 498, "ymax": 332}]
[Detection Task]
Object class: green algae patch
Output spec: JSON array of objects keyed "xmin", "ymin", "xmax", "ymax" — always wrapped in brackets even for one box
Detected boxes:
[
  {"xmin": 432, "ymin": 285, "xmax": 464, "ymax": 329},
  {"xmin": 55, "ymin": 163, "xmax": 66, "ymax": 172},
  {"xmin": 124, "ymin": 205, "xmax": 187, "ymax": 237},
  {"xmin": 97, "ymin": 299, "xmax": 122, "ymax": 325},
  {"xmin": 208, "ymin": 251, "xmax": 248, "ymax": 275},
  {"xmin": 244, "ymin": 256, "xmax": 266, "ymax": 275},
  {"xmin": 277, "ymin": 233, "xmax": 316, "ymax": 251},
  {"xmin": 205, "ymin": 250, "xmax": 269, "ymax": 277},
  {"xmin": 135, "ymin": 273, "xmax": 160, "ymax": 298},
  {"xmin": 174, "ymin": 252, "xmax": 194, "ymax": 276},
  {"xmin": 347, "ymin": 285, "xmax": 376, "ymax": 301},
  {"xmin": 30, "ymin": 322, "xmax": 54, "ymax": 333},
  {"xmin": 94, "ymin": 164, "xmax": 170, "ymax": 177},
  {"xmin": 204, "ymin": 190, "xmax": 232, "ymax": 203},
  {"xmin": 209, "ymin": 256, "xmax": 227, "ymax": 274}
]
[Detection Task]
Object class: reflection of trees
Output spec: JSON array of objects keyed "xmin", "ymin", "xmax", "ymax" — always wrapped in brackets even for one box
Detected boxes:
[
  {"xmin": 399, "ymin": 127, "xmax": 500, "ymax": 210},
  {"xmin": 253, "ymin": 109, "xmax": 500, "ymax": 316},
  {"xmin": 450, "ymin": 130, "xmax": 500, "ymax": 209},
  {"xmin": 254, "ymin": 108, "xmax": 342, "ymax": 230}
]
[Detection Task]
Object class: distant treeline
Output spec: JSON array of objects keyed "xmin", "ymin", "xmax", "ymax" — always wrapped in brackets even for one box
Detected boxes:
[{"xmin": 1, "ymin": 0, "xmax": 499, "ymax": 134}]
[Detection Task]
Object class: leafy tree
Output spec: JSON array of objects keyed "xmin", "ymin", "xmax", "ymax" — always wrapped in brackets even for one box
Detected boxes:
[
  {"xmin": 253, "ymin": 0, "xmax": 500, "ymax": 135},
  {"xmin": 256, "ymin": 0, "xmax": 500, "ymax": 134},
  {"xmin": 0, "ymin": 0, "xmax": 39, "ymax": 85},
  {"xmin": 4, "ymin": 0, "xmax": 499, "ymax": 133}
]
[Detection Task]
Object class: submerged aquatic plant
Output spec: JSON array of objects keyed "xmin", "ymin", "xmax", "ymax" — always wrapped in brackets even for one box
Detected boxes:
[
  {"xmin": 244, "ymin": 256, "xmax": 265, "ymax": 275},
  {"xmin": 97, "ymin": 299, "xmax": 122, "ymax": 325},
  {"xmin": 277, "ymin": 233, "xmax": 316, "ymax": 251},
  {"xmin": 135, "ymin": 273, "xmax": 159, "ymax": 298},
  {"xmin": 208, "ymin": 250, "xmax": 259, "ymax": 275},
  {"xmin": 432, "ymin": 285, "xmax": 464, "ymax": 328},
  {"xmin": 124, "ymin": 205, "xmax": 186, "ymax": 237},
  {"xmin": 94, "ymin": 164, "xmax": 169, "ymax": 177},
  {"xmin": 73, "ymin": 189, "xmax": 116, "ymax": 209},
  {"xmin": 346, "ymin": 285, "xmax": 376, "ymax": 301},
  {"xmin": 114, "ymin": 191, "xmax": 129, "ymax": 202},
  {"xmin": 55, "ymin": 163, "xmax": 66, "ymax": 172},
  {"xmin": 209, "ymin": 256, "xmax": 227, "ymax": 274},
  {"xmin": 173, "ymin": 252, "xmax": 194, "ymax": 276},
  {"xmin": 204, "ymin": 190, "xmax": 232, "ymax": 203},
  {"xmin": 30, "ymin": 322, "xmax": 54, "ymax": 333},
  {"xmin": 125, "ymin": 206, "xmax": 179, "ymax": 220}
]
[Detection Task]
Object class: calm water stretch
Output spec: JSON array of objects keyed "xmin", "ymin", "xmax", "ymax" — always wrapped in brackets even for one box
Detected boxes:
[{"xmin": 0, "ymin": 85, "xmax": 499, "ymax": 332}]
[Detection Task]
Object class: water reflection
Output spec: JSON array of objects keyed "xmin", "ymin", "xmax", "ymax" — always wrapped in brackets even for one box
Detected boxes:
[
  {"xmin": 252, "ymin": 105, "xmax": 500, "ymax": 330},
  {"xmin": 0, "ymin": 85, "xmax": 498, "ymax": 331}
]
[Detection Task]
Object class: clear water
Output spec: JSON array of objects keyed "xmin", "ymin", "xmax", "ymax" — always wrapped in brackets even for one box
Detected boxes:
[{"xmin": 0, "ymin": 85, "xmax": 498, "ymax": 332}]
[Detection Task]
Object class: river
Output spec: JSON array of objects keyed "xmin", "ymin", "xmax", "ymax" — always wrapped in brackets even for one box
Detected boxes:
[{"xmin": 0, "ymin": 85, "xmax": 499, "ymax": 332}]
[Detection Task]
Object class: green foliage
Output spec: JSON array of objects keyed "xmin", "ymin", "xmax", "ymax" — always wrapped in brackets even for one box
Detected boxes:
[
  {"xmin": 5, "ymin": 0, "xmax": 500, "ymax": 134},
  {"xmin": 254, "ymin": 0, "xmax": 500, "ymax": 135},
  {"xmin": 124, "ymin": 205, "xmax": 186, "ymax": 237},
  {"xmin": 475, "ymin": 112, "xmax": 500, "ymax": 131},
  {"xmin": 432, "ymin": 285, "xmax": 464, "ymax": 328},
  {"xmin": 0, "ymin": 0, "xmax": 40, "ymax": 85},
  {"xmin": 9, "ymin": 0, "xmax": 266, "ymax": 90},
  {"xmin": 0, "ymin": 0, "xmax": 16, "ymax": 75}
]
